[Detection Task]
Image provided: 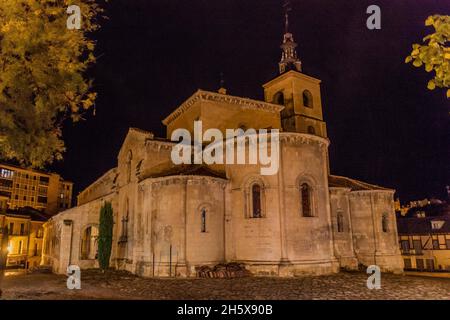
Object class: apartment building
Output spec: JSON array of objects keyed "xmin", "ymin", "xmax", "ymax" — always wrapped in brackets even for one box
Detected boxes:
[{"xmin": 0, "ymin": 163, "xmax": 73, "ymax": 216}]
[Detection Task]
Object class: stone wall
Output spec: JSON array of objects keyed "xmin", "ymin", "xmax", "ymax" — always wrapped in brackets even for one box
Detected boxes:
[
  {"xmin": 43, "ymin": 128, "xmax": 405, "ymax": 277},
  {"xmin": 329, "ymin": 188, "xmax": 359, "ymax": 270},
  {"xmin": 349, "ymin": 191, "xmax": 403, "ymax": 273},
  {"xmin": 225, "ymin": 133, "xmax": 339, "ymax": 276},
  {"xmin": 42, "ymin": 193, "xmax": 116, "ymax": 274}
]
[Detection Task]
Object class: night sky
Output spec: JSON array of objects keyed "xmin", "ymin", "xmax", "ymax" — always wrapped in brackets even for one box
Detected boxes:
[{"xmin": 50, "ymin": 0, "xmax": 449, "ymax": 204}]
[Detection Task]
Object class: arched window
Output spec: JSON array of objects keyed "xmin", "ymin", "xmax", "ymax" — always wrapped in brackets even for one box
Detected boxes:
[
  {"xmin": 301, "ymin": 183, "xmax": 313, "ymax": 217},
  {"xmin": 201, "ymin": 208, "xmax": 207, "ymax": 233},
  {"xmin": 302, "ymin": 90, "xmax": 313, "ymax": 108},
  {"xmin": 80, "ymin": 226, "xmax": 99, "ymax": 260},
  {"xmin": 382, "ymin": 213, "xmax": 389, "ymax": 233},
  {"xmin": 307, "ymin": 126, "xmax": 316, "ymax": 135},
  {"xmin": 252, "ymin": 184, "xmax": 262, "ymax": 218},
  {"xmin": 337, "ymin": 212, "xmax": 344, "ymax": 232},
  {"xmin": 273, "ymin": 91, "xmax": 285, "ymax": 106},
  {"xmin": 126, "ymin": 150, "xmax": 133, "ymax": 183},
  {"xmin": 120, "ymin": 199, "xmax": 129, "ymax": 242}
]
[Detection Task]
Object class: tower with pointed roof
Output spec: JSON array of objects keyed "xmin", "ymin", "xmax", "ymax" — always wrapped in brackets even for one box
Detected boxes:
[
  {"xmin": 279, "ymin": 0, "xmax": 302, "ymax": 74},
  {"xmin": 264, "ymin": 1, "xmax": 327, "ymax": 138}
]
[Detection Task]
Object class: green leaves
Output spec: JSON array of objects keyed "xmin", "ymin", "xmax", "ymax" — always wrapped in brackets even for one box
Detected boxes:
[
  {"xmin": 0, "ymin": 0, "xmax": 104, "ymax": 168},
  {"xmin": 405, "ymin": 15, "xmax": 450, "ymax": 99}
]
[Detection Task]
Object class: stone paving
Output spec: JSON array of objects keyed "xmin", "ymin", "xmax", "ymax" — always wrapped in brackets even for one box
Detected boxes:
[{"xmin": 1, "ymin": 270, "xmax": 449, "ymax": 300}]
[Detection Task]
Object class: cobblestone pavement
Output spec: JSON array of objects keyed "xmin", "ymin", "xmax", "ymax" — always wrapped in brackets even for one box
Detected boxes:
[{"xmin": 1, "ymin": 270, "xmax": 449, "ymax": 300}]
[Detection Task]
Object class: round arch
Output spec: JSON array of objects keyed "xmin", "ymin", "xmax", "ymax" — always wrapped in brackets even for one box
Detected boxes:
[{"xmin": 79, "ymin": 223, "xmax": 99, "ymax": 260}]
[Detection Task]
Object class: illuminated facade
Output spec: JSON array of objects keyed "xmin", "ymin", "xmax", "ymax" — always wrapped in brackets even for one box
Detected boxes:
[
  {"xmin": 398, "ymin": 212, "xmax": 450, "ymax": 271},
  {"xmin": 42, "ymin": 19, "xmax": 404, "ymax": 277},
  {"xmin": 0, "ymin": 209, "xmax": 46, "ymax": 269},
  {"xmin": 0, "ymin": 163, "xmax": 73, "ymax": 216}
]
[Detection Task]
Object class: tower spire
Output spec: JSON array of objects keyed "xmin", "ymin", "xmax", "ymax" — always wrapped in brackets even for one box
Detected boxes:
[{"xmin": 279, "ymin": 0, "xmax": 302, "ymax": 74}]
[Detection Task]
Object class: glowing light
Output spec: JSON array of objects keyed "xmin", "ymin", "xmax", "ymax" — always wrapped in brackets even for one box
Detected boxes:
[{"xmin": 7, "ymin": 242, "xmax": 12, "ymax": 254}]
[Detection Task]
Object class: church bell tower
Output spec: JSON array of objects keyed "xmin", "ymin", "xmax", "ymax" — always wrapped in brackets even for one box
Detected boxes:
[{"xmin": 263, "ymin": 1, "xmax": 327, "ymax": 138}]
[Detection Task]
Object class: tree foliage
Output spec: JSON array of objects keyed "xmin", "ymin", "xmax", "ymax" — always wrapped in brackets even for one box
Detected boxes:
[
  {"xmin": 405, "ymin": 15, "xmax": 450, "ymax": 99},
  {"xmin": 0, "ymin": 0, "xmax": 104, "ymax": 168},
  {"xmin": 98, "ymin": 201, "xmax": 113, "ymax": 272}
]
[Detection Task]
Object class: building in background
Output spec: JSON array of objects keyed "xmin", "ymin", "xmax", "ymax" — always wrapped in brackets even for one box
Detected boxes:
[
  {"xmin": 0, "ymin": 163, "xmax": 73, "ymax": 216},
  {"xmin": 0, "ymin": 207, "xmax": 48, "ymax": 269},
  {"xmin": 396, "ymin": 198, "xmax": 445, "ymax": 217},
  {"xmin": 397, "ymin": 201, "xmax": 450, "ymax": 271}
]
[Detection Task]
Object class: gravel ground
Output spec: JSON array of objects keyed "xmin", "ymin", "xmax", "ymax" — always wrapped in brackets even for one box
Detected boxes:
[{"xmin": 1, "ymin": 270, "xmax": 449, "ymax": 300}]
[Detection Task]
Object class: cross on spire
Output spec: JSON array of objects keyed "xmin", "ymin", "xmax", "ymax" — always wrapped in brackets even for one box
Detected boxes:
[
  {"xmin": 283, "ymin": 0, "xmax": 292, "ymax": 33},
  {"xmin": 218, "ymin": 72, "xmax": 227, "ymax": 95}
]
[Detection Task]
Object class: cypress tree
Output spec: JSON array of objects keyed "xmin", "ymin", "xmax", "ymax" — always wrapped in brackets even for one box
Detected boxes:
[{"xmin": 98, "ymin": 202, "xmax": 113, "ymax": 272}]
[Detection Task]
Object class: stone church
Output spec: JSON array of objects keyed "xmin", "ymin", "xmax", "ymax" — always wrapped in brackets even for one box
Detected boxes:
[{"xmin": 41, "ymin": 13, "xmax": 403, "ymax": 277}]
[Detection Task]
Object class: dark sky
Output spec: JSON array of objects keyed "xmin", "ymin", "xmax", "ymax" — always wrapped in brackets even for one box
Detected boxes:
[{"xmin": 50, "ymin": 0, "xmax": 450, "ymax": 204}]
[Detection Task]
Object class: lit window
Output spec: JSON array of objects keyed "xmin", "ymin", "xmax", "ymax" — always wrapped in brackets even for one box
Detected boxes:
[{"xmin": 0, "ymin": 168, "xmax": 14, "ymax": 179}]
